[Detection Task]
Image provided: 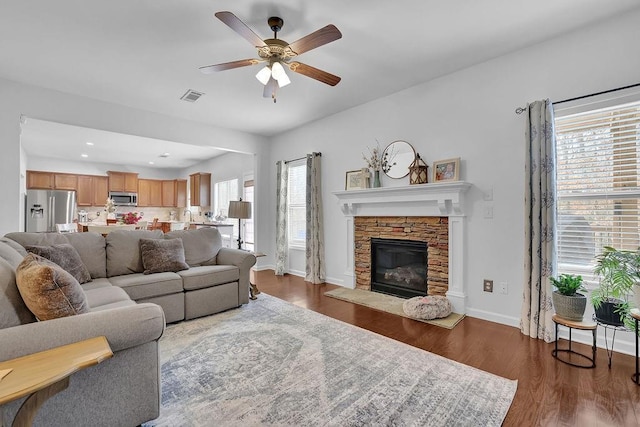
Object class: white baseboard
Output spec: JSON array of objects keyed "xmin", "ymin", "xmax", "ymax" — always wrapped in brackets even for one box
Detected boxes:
[
  {"xmin": 467, "ymin": 308, "xmax": 635, "ymax": 356},
  {"xmin": 466, "ymin": 308, "xmax": 521, "ymax": 328}
]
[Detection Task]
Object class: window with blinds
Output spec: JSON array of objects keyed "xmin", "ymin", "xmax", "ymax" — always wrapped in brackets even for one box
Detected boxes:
[
  {"xmin": 288, "ymin": 161, "xmax": 307, "ymax": 247},
  {"xmin": 555, "ymin": 99, "xmax": 640, "ymax": 281}
]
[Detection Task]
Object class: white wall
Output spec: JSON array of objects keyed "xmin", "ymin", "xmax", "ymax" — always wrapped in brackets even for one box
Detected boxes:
[
  {"xmin": 0, "ymin": 77, "xmax": 269, "ymax": 237},
  {"xmin": 265, "ymin": 8, "xmax": 640, "ymax": 351}
]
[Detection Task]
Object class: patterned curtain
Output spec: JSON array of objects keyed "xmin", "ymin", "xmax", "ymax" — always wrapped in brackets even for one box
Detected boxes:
[
  {"xmin": 521, "ymin": 99, "xmax": 557, "ymax": 343},
  {"xmin": 305, "ymin": 153, "xmax": 325, "ymax": 284},
  {"xmin": 275, "ymin": 161, "xmax": 289, "ymax": 275}
]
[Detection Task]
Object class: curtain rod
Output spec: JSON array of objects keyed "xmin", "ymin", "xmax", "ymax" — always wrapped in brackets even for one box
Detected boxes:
[
  {"xmin": 514, "ymin": 82, "xmax": 640, "ymax": 114},
  {"xmin": 284, "ymin": 152, "xmax": 322, "ymax": 164}
]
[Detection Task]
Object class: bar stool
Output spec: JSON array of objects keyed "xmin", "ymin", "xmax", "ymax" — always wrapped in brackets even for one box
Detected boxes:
[
  {"xmin": 631, "ymin": 309, "xmax": 640, "ymax": 385},
  {"xmin": 552, "ymin": 314, "xmax": 597, "ymax": 369}
]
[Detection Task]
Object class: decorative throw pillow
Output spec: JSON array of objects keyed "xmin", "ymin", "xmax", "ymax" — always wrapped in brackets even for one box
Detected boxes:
[
  {"xmin": 16, "ymin": 253, "xmax": 89, "ymax": 321},
  {"xmin": 139, "ymin": 238, "xmax": 189, "ymax": 275},
  {"xmin": 25, "ymin": 243, "xmax": 92, "ymax": 284}
]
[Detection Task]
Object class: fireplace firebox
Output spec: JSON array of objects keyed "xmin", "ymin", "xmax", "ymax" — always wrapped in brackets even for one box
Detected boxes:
[{"xmin": 370, "ymin": 238, "xmax": 427, "ymax": 298}]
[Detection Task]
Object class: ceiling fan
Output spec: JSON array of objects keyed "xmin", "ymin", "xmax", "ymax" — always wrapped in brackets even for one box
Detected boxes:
[{"xmin": 199, "ymin": 11, "xmax": 342, "ymax": 102}]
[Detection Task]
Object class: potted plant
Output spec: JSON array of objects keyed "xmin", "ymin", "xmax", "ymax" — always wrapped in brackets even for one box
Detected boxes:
[
  {"xmin": 550, "ymin": 274, "xmax": 587, "ymax": 321},
  {"xmin": 592, "ymin": 246, "xmax": 640, "ymax": 328}
]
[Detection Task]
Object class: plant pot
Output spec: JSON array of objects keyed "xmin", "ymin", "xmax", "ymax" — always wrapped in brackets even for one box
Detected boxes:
[
  {"xmin": 594, "ymin": 298, "xmax": 625, "ymax": 326},
  {"xmin": 552, "ymin": 291, "xmax": 587, "ymax": 321}
]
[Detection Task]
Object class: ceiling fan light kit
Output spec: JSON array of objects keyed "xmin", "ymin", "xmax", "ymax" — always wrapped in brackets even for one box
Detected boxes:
[{"xmin": 200, "ymin": 11, "xmax": 342, "ymax": 103}]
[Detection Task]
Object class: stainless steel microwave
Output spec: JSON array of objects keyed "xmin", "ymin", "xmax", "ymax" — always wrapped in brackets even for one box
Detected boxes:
[{"xmin": 108, "ymin": 191, "xmax": 138, "ymax": 206}]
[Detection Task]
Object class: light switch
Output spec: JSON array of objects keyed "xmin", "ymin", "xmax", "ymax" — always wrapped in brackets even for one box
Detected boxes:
[
  {"xmin": 483, "ymin": 205, "xmax": 493, "ymax": 219},
  {"xmin": 483, "ymin": 188, "xmax": 494, "ymax": 201}
]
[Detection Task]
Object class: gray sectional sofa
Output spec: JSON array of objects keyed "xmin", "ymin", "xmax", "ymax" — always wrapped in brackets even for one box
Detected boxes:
[{"xmin": 0, "ymin": 227, "xmax": 256, "ymax": 426}]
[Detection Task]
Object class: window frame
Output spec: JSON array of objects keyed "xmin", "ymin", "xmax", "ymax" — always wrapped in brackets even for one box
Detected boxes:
[{"xmin": 554, "ymin": 96, "xmax": 640, "ymax": 286}]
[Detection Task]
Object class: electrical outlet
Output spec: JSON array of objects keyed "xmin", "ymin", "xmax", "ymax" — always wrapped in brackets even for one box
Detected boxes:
[
  {"xmin": 483, "ymin": 279, "xmax": 493, "ymax": 292},
  {"xmin": 499, "ymin": 281, "xmax": 508, "ymax": 294}
]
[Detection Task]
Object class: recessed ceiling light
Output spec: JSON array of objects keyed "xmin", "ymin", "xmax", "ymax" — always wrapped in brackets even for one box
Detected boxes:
[
  {"xmin": 86, "ymin": 141, "xmax": 94, "ymax": 146},
  {"xmin": 148, "ymin": 161, "xmax": 155, "ymax": 165},
  {"xmin": 159, "ymin": 152, "xmax": 170, "ymax": 158},
  {"xmin": 81, "ymin": 154, "xmax": 88, "ymax": 158}
]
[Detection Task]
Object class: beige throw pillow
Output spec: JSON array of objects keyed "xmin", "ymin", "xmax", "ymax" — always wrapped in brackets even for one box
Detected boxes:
[
  {"xmin": 25, "ymin": 243, "xmax": 92, "ymax": 284},
  {"xmin": 16, "ymin": 253, "xmax": 89, "ymax": 321},
  {"xmin": 140, "ymin": 238, "xmax": 189, "ymax": 275}
]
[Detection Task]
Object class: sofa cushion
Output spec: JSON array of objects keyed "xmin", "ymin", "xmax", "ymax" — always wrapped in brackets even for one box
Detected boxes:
[
  {"xmin": 108, "ymin": 272, "xmax": 183, "ymax": 300},
  {"xmin": 106, "ymin": 229, "xmax": 163, "ymax": 277},
  {"xmin": 139, "ymin": 238, "xmax": 189, "ymax": 275},
  {"xmin": 64, "ymin": 232, "xmax": 107, "ymax": 278},
  {"xmin": 177, "ymin": 265, "xmax": 239, "ymax": 291},
  {"xmin": 0, "ymin": 238, "xmax": 25, "ymax": 269},
  {"xmin": 81, "ymin": 277, "xmax": 114, "ymax": 291},
  {"xmin": 5, "ymin": 232, "xmax": 68, "ymax": 248},
  {"xmin": 164, "ymin": 228, "xmax": 222, "ymax": 266},
  {"xmin": 15, "ymin": 253, "xmax": 90, "ymax": 321},
  {"xmin": 25, "ymin": 243, "xmax": 92, "ymax": 284},
  {"xmin": 84, "ymin": 285, "xmax": 132, "ymax": 308},
  {"xmin": 0, "ymin": 257, "xmax": 36, "ymax": 329}
]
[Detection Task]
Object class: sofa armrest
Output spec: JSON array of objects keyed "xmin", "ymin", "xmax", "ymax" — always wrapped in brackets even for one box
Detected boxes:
[
  {"xmin": 217, "ymin": 248, "xmax": 256, "ymax": 270},
  {"xmin": 0, "ymin": 303, "xmax": 165, "ymax": 362},
  {"xmin": 217, "ymin": 248, "xmax": 256, "ymax": 305}
]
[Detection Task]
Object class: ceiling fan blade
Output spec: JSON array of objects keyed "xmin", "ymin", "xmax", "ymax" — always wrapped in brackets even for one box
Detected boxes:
[
  {"xmin": 287, "ymin": 25, "xmax": 342, "ymax": 55},
  {"xmin": 288, "ymin": 62, "xmax": 341, "ymax": 86},
  {"xmin": 215, "ymin": 11, "xmax": 267, "ymax": 48},
  {"xmin": 199, "ymin": 59, "xmax": 262, "ymax": 74}
]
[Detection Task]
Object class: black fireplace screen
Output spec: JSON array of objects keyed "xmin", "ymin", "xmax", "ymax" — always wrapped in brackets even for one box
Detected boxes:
[{"xmin": 371, "ymin": 238, "xmax": 427, "ymax": 298}]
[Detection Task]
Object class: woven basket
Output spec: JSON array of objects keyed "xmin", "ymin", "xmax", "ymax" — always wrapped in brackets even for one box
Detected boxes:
[{"xmin": 552, "ymin": 291, "xmax": 587, "ymax": 321}]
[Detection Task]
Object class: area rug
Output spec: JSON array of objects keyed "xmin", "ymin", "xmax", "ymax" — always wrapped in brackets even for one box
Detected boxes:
[
  {"xmin": 144, "ymin": 294, "xmax": 516, "ymax": 426},
  {"xmin": 325, "ymin": 287, "xmax": 465, "ymax": 329}
]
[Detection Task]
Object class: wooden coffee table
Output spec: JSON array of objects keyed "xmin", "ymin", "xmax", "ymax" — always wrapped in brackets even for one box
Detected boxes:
[{"xmin": 0, "ymin": 336, "xmax": 112, "ymax": 426}]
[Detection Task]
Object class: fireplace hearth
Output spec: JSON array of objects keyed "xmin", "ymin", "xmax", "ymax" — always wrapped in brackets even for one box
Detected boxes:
[{"xmin": 371, "ymin": 238, "xmax": 427, "ymax": 298}]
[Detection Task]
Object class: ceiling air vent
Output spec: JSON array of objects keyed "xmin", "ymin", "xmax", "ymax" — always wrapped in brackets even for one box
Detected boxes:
[{"xmin": 180, "ymin": 89, "xmax": 204, "ymax": 103}]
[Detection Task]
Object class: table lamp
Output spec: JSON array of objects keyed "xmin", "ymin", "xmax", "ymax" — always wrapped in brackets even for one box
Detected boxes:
[{"xmin": 228, "ymin": 198, "xmax": 251, "ymax": 249}]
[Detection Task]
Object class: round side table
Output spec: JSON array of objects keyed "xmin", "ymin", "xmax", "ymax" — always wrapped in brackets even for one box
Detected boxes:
[{"xmin": 552, "ymin": 314, "xmax": 597, "ymax": 369}]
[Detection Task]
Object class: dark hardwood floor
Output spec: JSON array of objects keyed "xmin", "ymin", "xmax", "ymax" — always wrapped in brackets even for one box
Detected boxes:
[{"xmin": 253, "ymin": 270, "xmax": 640, "ymax": 426}]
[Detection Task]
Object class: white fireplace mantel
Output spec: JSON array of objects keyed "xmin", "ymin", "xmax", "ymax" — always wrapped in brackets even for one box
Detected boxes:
[
  {"xmin": 332, "ymin": 181, "xmax": 472, "ymax": 314},
  {"xmin": 332, "ymin": 181, "xmax": 471, "ymax": 217}
]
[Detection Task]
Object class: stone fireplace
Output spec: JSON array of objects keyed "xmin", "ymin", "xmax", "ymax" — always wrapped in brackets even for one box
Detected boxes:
[
  {"xmin": 333, "ymin": 182, "xmax": 470, "ymax": 313},
  {"xmin": 355, "ymin": 217, "xmax": 448, "ymax": 297}
]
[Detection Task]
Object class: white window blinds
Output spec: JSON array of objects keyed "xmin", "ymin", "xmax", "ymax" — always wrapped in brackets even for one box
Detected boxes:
[
  {"xmin": 555, "ymin": 99, "xmax": 640, "ymax": 278},
  {"xmin": 288, "ymin": 161, "xmax": 306, "ymax": 247}
]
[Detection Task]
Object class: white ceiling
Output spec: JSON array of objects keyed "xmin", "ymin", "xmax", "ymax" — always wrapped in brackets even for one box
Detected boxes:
[
  {"xmin": 20, "ymin": 118, "xmax": 227, "ymax": 169},
  {"xmin": 3, "ymin": 1, "xmax": 640, "ymax": 167}
]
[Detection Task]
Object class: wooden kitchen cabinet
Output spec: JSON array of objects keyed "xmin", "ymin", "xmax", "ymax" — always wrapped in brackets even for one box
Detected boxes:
[
  {"xmin": 176, "ymin": 179, "xmax": 187, "ymax": 207},
  {"xmin": 93, "ymin": 176, "xmax": 109, "ymax": 206},
  {"xmin": 162, "ymin": 180, "xmax": 176, "ymax": 207},
  {"xmin": 26, "ymin": 171, "xmax": 54, "ymax": 189},
  {"xmin": 77, "ymin": 176, "xmax": 93, "ymax": 206},
  {"xmin": 27, "ymin": 171, "xmax": 77, "ymax": 191},
  {"xmin": 107, "ymin": 171, "xmax": 138, "ymax": 193},
  {"xmin": 189, "ymin": 173, "xmax": 211, "ymax": 207},
  {"xmin": 138, "ymin": 179, "xmax": 163, "ymax": 207},
  {"xmin": 77, "ymin": 175, "xmax": 109, "ymax": 206},
  {"xmin": 149, "ymin": 180, "xmax": 162, "ymax": 207},
  {"xmin": 161, "ymin": 179, "xmax": 187, "ymax": 207},
  {"xmin": 53, "ymin": 173, "xmax": 78, "ymax": 191}
]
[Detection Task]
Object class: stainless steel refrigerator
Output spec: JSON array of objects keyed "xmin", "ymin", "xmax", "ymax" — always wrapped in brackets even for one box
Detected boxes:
[{"xmin": 25, "ymin": 189, "xmax": 76, "ymax": 232}]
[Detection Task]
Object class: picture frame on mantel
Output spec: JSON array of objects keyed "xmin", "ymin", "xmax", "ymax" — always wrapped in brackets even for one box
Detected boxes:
[
  {"xmin": 345, "ymin": 170, "xmax": 368, "ymax": 190},
  {"xmin": 433, "ymin": 158, "xmax": 460, "ymax": 182}
]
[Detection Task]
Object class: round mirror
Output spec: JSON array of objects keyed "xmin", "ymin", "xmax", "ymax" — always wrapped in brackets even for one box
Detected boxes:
[{"xmin": 382, "ymin": 140, "xmax": 415, "ymax": 179}]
